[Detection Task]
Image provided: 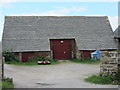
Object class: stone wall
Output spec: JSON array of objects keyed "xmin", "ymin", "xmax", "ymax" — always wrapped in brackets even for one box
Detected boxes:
[{"xmin": 100, "ymin": 51, "xmax": 119, "ymax": 76}]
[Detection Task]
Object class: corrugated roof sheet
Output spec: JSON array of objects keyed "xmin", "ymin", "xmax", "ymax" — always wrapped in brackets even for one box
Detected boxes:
[{"xmin": 2, "ymin": 16, "xmax": 117, "ymax": 52}]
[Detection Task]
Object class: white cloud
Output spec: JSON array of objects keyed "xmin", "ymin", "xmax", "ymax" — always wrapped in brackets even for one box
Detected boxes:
[
  {"xmin": 108, "ymin": 16, "xmax": 118, "ymax": 31},
  {"xmin": 0, "ymin": 21, "xmax": 4, "ymax": 41},
  {"xmin": 1, "ymin": 3, "xmax": 14, "ymax": 8},
  {"xmin": 86, "ymin": 14, "xmax": 106, "ymax": 16},
  {"xmin": 12, "ymin": 12, "xmax": 65, "ymax": 16},
  {"xmin": 10, "ymin": 7, "xmax": 87, "ymax": 16},
  {"xmin": 55, "ymin": 6, "xmax": 87, "ymax": 13},
  {"xmin": 1, "ymin": 0, "xmax": 18, "ymax": 2},
  {"xmin": 10, "ymin": 11, "xmax": 65, "ymax": 16}
]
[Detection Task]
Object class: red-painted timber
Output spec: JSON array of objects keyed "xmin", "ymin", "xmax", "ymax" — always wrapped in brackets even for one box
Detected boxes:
[{"xmin": 50, "ymin": 39, "xmax": 72, "ymax": 60}]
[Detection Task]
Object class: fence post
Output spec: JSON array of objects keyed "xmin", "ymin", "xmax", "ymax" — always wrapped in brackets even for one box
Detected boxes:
[{"xmin": 2, "ymin": 57, "xmax": 4, "ymax": 79}]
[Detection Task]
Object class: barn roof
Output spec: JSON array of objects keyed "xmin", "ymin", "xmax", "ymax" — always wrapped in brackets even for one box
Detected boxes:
[
  {"xmin": 2, "ymin": 16, "xmax": 117, "ymax": 52},
  {"xmin": 114, "ymin": 25, "xmax": 120, "ymax": 38}
]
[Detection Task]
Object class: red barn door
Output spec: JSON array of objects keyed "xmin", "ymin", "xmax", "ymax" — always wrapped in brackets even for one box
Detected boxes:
[
  {"xmin": 50, "ymin": 39, "xmax": 72, "ymax": 60},
  {"xmin": 22, "ymin": 52, "xmax": 34, "ymax": 62}
]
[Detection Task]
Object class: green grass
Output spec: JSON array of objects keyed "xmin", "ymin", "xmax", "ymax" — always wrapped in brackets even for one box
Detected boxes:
[
  {"xmin": 85, "ymin": 75, "xmax": 118, "ymax": 85},
  {"xmin": 5, "ymin": 61, "xmax": 38, "ymax": 65},
  {"xmin": 5, "ymin": 58, "xmax": 100, "ymax": 66},
  {"xmin": 5, "ymin": 60, "xmax": 61, "ymax": 66},
  {"xmin": 71, "ymin": 58, "xmax": 100, "ymax": 64},
  {"xmin": 0, "ymin": 81, "xmax": 2, "ymax": 89},
  {"xmin": 5, "ymin": 60, "xmax": 69, "ymax": 66},
  {"xmin": 2, "ymin": 77, "xmax": 14, "ymax": 88},
  {"xmin": 50, "ymin": 61, "xmax": 61, "ymax": 65},
  {"xmin": 4, "ymin": 55, "xmax": 62, "ymax": 66}
]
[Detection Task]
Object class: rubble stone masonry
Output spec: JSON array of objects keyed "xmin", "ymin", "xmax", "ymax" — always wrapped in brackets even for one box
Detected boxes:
[{"xmin": 100, "ymin": 51, "xmax": 119, "ymax": 76}]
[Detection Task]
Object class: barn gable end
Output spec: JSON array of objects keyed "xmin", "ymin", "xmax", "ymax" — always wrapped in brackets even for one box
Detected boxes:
[{"xmin": 2, "ymin": 16, "xmax": 117, "ymax": 61}]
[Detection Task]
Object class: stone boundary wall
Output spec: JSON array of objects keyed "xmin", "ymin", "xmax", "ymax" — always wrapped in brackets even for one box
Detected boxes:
[{"xmin": 100, "ymin": 51, "xmax": 119, "ymax": 76}]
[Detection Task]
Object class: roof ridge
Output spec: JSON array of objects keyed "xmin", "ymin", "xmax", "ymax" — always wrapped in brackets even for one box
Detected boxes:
[{"xmin": 5, "ymin": 16, "xmax": 107, "ymax": 18}]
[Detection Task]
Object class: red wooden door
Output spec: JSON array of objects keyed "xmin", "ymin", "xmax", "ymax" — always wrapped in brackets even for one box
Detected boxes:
[
  {"xmin": 51, "ymin": 39, "xmax": 72, "ymax": 60},
  {"xmin": 22, "ymin": 52, "xmax": 34, "ymax": 62},
  {"xmin": 82, "ymin": 51, "xmax": 93, "ymax": 57}
]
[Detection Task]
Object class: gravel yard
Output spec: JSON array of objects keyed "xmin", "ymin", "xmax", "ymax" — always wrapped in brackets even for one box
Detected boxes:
[{"xmin": 4, "ymin": 62, "xmax": 118, "ymax": 88}]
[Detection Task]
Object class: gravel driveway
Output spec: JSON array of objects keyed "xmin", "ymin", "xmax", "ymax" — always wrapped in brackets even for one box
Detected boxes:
[{"xmin": 4, "ymin": 62, "xmax": 118, "ymax": 88}]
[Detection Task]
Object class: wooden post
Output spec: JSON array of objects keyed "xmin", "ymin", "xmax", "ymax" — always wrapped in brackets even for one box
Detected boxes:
[
  {"xmin": 19, "ymin": 52, "xmax": 22, "ymax": 62},
  {"xmin": 50, "ymin": 50, "xmax": 53, "ymax": 59},
  {"xmin": 2, "ymin": 57, "xmax": 4, "ymax": 79}
]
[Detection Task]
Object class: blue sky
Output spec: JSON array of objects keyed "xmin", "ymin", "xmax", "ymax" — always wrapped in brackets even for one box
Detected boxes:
[
  {"xmin": 1, "ymin": 2, "xmax": 118, "ymax": 16},
  {"xmin": 0, "ymin": 1, "xmax": 119, "ymax": 41}
]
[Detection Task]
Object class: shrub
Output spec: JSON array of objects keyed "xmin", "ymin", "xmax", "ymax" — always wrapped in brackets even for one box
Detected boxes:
[
  {"xmin": 2, "ymin": 50, "xmax": 19, "ymax": 62},
  {"xmin": 30, "ymin": 56, "xmax": 50, "ymax": 61},
  {"xmin": 71, "ymin": 58, "xmax": 100, "ymax": 64},
  {"xmin": 116, "ymin": 68, "xmax": 120, "ymax": 85},
  {"xmin": 2, "ymin": 77, "xmax": 14, "ymax": 88},
  {"xmin": 85, "ymin": 74, "xmax": 118, "ymax": 85},
  {"xmin": 29, "ymin": 56, "xmax": 57, "ymax": 63}
]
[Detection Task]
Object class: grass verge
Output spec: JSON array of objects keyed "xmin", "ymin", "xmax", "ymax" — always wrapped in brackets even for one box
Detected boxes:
[
  {"xmin": 5, "ymin": 60, "xmax": 61, "ymax": 66},
  {"xmin": 5, "ymin": 59, "xmax": 100, "ymax": 65},
  {"xmin": 5, "ymin": 61, "xmax": 38, "ymax": 65},
  {"xmin": 71, "ymin": 58, "xmax": 100, "ymax": 64},
  {"xmin": 85, "ymin": 75, "xmax": 118, "ymax": 85},
  {"xmin": 2, "ymin": 77, "xmax": 14, "ymax": 88}
]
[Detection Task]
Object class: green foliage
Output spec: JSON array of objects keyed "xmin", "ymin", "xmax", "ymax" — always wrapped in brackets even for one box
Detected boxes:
[
  {"xmin": 5, "ymin": 60, "xmax": 38, "ymax": 65},
  {"xmin": 2, "ymin": 50, "xmax": 19, "ymax": 62},
  {"xmin": 71, "ymin": 58, "xmax": 100, "ymax": 64},
  {"xmin": 5, "ymin": 56, "xmax": 59, "ymax": 65},
  {"xmin": 116, "ymin": 68, "xmax": 120, "ymax": 85},
  {"xmin": 85, "ymin": 75, "xmax": 118, "ymax": 85},
  {"xmin": 30, "ymin": 56, "xmax": 51, "ymax": 62},
  {"xmin": 2, "ymin": 77, "xmax": 14, "ymax": 88},
  {"xmin": 30, "ymin": 56, "xmax": 54, "ymax": 62}
]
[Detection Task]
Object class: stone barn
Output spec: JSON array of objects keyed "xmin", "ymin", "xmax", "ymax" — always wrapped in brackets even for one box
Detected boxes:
[{"xmin": 2, "ymin": 16, "xmax": 117, "ymax": 62}]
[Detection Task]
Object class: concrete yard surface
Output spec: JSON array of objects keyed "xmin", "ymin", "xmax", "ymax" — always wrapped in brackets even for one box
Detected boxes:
[{"xmin": 4, "ymin": 62, "xmax": 118, "ymax": 88}]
